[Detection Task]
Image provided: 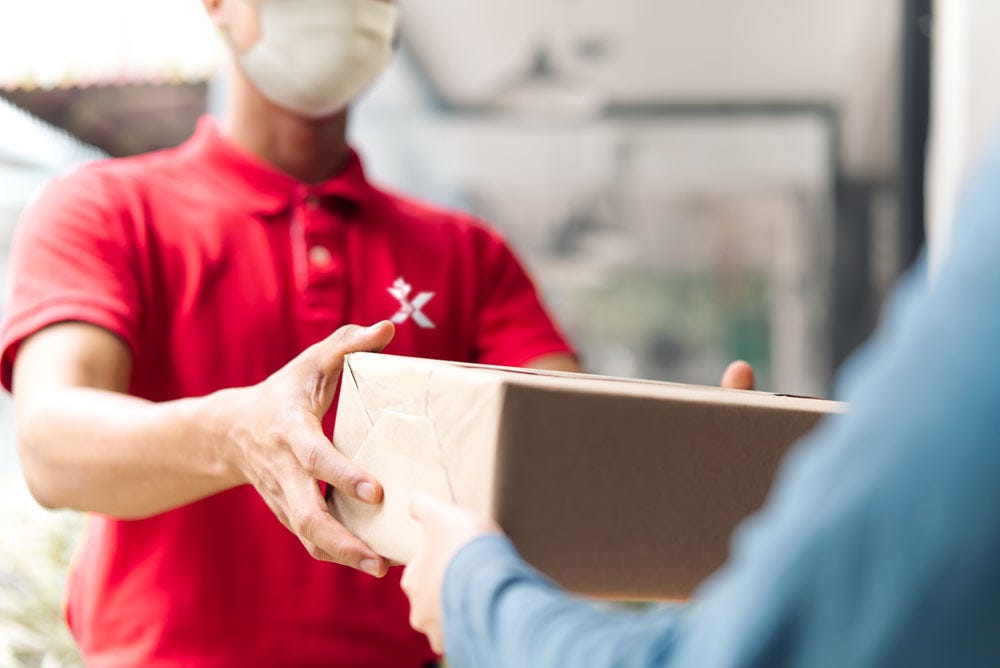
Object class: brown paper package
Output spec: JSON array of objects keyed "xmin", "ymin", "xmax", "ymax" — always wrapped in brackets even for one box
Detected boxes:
[{"xmin": 329, "ymin": 353, "xmax": 844, "ymax": 600}]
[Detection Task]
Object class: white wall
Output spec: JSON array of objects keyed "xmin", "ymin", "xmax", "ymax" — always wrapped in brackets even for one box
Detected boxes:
[
  {"xmin": 401, "ymin": 0, "xmax": 901, "ymax": 179},
  {"xmin": 927, "ymin": 0, "xmax": 1000, "ymax": 273}
]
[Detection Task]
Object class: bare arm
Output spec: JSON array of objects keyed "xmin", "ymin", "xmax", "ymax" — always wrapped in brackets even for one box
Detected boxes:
[
  {"xmin": 524, "ymin": 353, "xmax": 583, "ymax": 373},
  {"xmin": 12, "ymin": 320, "xmax": 398, "ymax": 576},
  {"xmin": 13, "ymin": 322, "xmax": 238, "ymax": 517}
]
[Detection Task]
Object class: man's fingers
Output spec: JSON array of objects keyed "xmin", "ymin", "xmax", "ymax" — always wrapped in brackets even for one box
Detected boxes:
[
  {"xmin": 721, "ymin": 360, "xmax": 756, "ymax": 391},
  {"xmin": 260, "ymin": 460, "xmax": 387, "ymax": 574},
  {"xmin": 287, "ymin": 483, "xmax": 388, "ymax": 576},
  {"xmin": 299, "ymin": 537, "xmax": 336, "ymax": 562},
  {"xmin": 292, "ymin": 420, "xmax": 382, "ymax": 504}
]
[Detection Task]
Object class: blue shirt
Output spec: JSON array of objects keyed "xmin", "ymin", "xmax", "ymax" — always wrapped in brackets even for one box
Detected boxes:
[{"xmin": 441, "ymin": 142, "xmax": 1000, "ymax": 668}]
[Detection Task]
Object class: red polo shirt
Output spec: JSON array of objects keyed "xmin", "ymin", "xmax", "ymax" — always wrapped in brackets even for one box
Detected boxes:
[{"xmin": 0, "ymin": 117, "xmax": 573, "ymax": 667}]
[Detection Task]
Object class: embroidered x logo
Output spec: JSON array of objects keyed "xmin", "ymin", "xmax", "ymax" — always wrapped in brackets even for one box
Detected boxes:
[{"xmin": 388, "ymin": 277, "xmax": 436, "ymax": 329}]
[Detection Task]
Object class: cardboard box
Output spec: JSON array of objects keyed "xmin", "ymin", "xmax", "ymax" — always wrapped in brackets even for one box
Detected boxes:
[{"xmin": 330, "ymin": 352, "xmax": 844, "ymax": 600}]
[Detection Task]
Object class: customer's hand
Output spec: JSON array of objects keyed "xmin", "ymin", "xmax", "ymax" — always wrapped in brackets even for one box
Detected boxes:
[
  {"xmin": 222, "ymin": 321, "xmax": 395, "ymax": 577},
  {"xmin": 401, "ymin": 493, "xmax": 502, "ymax": 653},
  {"xmin": 721, "ymin": 360, "xmax": 755, "ymax": 390}
]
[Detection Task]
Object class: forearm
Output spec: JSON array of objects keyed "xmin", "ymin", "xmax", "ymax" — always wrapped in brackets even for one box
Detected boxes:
[
  {"xmin": 444, "ymin": 535, "xmax": 681, "ymax": 668},
  {"xmin": 16, "ymin": 385, "xmax": 245, "ymax": 518},
  {"xmin": 524, "ymin": 353, "xmax": 583, "ymax": 373}
]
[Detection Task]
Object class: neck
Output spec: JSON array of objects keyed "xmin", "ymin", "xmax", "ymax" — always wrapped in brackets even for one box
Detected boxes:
[{"xmin": 221, "ymin": 65, "xmax": 352, "ymax": 184}]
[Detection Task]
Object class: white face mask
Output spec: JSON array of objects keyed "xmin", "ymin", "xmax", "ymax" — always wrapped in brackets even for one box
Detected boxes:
[{"xmin": 234, "ymin": 0, "xmax": 398, "ymax": 119}]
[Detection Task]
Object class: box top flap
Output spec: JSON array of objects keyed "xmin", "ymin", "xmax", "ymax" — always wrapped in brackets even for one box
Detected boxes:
[{"xmin": 345, "ymin": 352, "xmax": 845, "ymax": 415}]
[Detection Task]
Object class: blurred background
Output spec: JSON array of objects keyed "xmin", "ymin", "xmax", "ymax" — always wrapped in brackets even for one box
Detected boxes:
[{"xmin": 3, "ymin": 0, "xmax": 994, "ymax": 664}]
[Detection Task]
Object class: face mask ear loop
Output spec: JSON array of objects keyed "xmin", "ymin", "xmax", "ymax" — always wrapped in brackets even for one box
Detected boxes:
[{"xmin": 217, "ymin": 0, "xmax": 268, "ymax": 59}]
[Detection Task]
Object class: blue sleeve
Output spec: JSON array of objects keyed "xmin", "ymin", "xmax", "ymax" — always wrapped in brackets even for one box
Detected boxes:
[
  {"xmin": 441, "ymin": 142, "xmax": 1000, "ymax": 668},
  {"xmin": 443, "ymin": 535, "xmax": 685, "ymax": 667}
]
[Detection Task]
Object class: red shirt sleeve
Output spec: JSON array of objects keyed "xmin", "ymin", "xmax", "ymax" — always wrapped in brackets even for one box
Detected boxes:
[
  {"xmin": 1, "ymin": 165, "xmax": 144, "ymax": 391},
  {"xmin": 472, "ymin": 227, "xmax": 576, "ymax": 368}
]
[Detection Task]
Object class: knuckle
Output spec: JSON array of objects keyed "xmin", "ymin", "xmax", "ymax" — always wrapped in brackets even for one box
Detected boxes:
[
  {"xmin": 255, "ymin": 470, "xmax": 282, "ymax": 499},
  {"xmin": 326, "ymin": 455, "xmax": 356, "ymax": 487},
  {"xmin": 264, "ymin": 424, "xmax": 288, "ymax": 450},
  {"xmin": 264, "ymin": 478, "xmax": 282, "ymax": 500},
  {"xmin": 326, "ymin": 535, "xmax": 364, "ymax": 567},
  {"xmin": 333, "ymin": 324, "xmax": 362, "ymax": 342},
  {"xmin": 305, "ymin": 373, "xmax": 330, "ymax": 412},
  {"xmin": 325, "ymin": 536, "xmax": 352, "ymax": 561},
  {"xmin": 281, "ymin": 411, "xmax": 312, "ymax": 442},
  {"xmin": 305, "ymin": 542, "xmax": 327, "ymax": 561},
  {"xmin": 290, "ymin": 505, "xmax": 316, "ymax": 537},
  {"xmin": 301, "ymin": 442, "xmax": 323, "ymax": 478}
]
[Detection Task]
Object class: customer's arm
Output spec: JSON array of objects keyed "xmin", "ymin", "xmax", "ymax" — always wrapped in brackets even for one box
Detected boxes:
[
  {"xmin": 407, "ymin": 142, "xmax": 1000, "ymax": 667},
  {"xmin": 13, "ymin": 319, "xmax": 397, "ymax": 577}
]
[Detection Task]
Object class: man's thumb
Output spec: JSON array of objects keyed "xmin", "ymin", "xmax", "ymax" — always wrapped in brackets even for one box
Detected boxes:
[{"xmin": 309, "ymin": 321, "xmax": 396, "ymax": 377}]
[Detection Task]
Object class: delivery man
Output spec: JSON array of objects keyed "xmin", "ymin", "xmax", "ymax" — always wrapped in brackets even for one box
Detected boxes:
[
  {"xmin": 0, "ymin": 0, "xmax": 588, "ymax": 665},
  {"xmin": 399, "ymin": 140, "xmax": 1000, "ymax": 666}
]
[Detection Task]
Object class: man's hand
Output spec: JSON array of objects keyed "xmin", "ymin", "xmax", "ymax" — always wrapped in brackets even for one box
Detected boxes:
[
  {"xmin": 721, "ymin": 360, "xmax": 755, "ymax": 390},
  {"xmin": 222, "ymin": 321, "xmax": 396, "ymax": 577},
  {"xmin": 401, "ymin": 493, "xmax": 502, "ymax": 654}
]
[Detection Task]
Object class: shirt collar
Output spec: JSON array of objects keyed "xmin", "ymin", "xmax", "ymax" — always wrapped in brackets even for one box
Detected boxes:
[{"xmin": 182, "ymin": 115, "xmax": 372, "ymax": 218}]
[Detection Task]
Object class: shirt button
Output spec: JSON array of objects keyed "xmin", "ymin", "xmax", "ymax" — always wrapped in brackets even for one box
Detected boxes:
[
  {"xmin": 305, "ymin": 194, "xmax": 321, "ymax": 209},
  {"xmin": 308, "ymin": 245, "xmax": 333, "ymax": 268}
]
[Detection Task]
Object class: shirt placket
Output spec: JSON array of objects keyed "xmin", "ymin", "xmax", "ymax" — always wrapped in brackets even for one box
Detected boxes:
[{"xmin": 291, "ymin": 186, "xmax": 349, "ymax": 344}]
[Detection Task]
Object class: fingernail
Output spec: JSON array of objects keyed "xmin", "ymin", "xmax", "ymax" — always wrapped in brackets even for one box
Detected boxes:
[
  {"xmin": 366, "ymin": 321, "xmax": 387, "ymax": 333},
  {"xmin": 361, "ymin": 558, "xmax": 382, "ymax": 577},
  {"xmin": 357, "ymin": 481, "xmax": 378, "ymax": 503}
]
